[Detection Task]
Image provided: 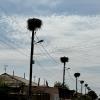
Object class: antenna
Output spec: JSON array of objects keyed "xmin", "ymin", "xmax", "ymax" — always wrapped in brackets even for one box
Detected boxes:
[
  {"xmin": 38, "ymin": 78, "xmax": 40, "ymax": 86},
  {"xmin": 44, "ymin": 79, "xmax": 46, "ymax": 86},
  {"xmin": 4, "ymin": 65, "xmax": 8, "ymax": 73},
  {"xmin": 13, "ymin": 70, "xmax": 14, "ymax": 76},
  {"xmin": 33, "ymin": 76, "xmax": 36, "ymax": 82},
  {"xmin": 24, "ymin": 73, "xmax": 25, "ymax": 79}
]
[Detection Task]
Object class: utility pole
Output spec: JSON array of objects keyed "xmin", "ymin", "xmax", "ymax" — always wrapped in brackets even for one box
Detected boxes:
[
  {"xmin": 60, "ymin": 56, "xmax": 69, "ymax": 87},
  {"xmin": 27, "ymin": 18, "xmax": 42, "ymax": 100},
  {"xmin": 80, "ymin": 80, "xmax": 84, "ymax": 95},
  {"xmin": 85, "ymin": 84, "xmax": 88, "ymax": 95},
  {"xmin": 74, "ymin": 73, "xmax": 80, "ymax": 94},
  {"xmin": 63, "ymin": 62, "xmax": 66, "ymax": 87},
  {"xmin": 29, "ymin": 30, "xmax": 34, "ymax": 100},
  {"xmin": 24, "ymin": 73, "xmax": 25, "ymax": 79}
]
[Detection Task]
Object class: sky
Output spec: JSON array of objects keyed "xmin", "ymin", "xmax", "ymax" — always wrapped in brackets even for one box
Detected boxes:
[{"xmin": 0, "ymin": 0, "xmax": 100, "ymax": 96}]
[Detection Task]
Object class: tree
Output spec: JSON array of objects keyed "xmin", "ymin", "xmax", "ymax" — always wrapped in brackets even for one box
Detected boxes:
[
  {"xmin": 54, "ymin": 81, "xmax": 62, "ymax": 88},
  {"xmin": 74, "ymin": 73, "xmax": 80, "ymax": 94},
  {"xmin": 75, "ymin": 95, "xmax": 92, "ymax": 100},
  {"xmin": 0, "ymin": 78, "xmax": 5, "ymax": 87},
  {"xmin": 87, "ymin": 86, "xmax": 91, "ymax": 93},
  {"xmin": 88, "ymin": 90, "xmax": 98, "ymax": 100},
  {"xmin": 54, "ymin": 81, "xmax": 69, "ymax": 90},
  {"xmin": 0, "ymin": 78, "xmax": 9, "ymax": 95}
]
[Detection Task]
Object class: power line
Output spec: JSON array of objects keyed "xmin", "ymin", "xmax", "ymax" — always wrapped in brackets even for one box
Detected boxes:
[
  {"xmin": 33, "ymin": 57, "xmax": 63, "ymax": 85},
  {"xmin": 35, "ymin": 35, "xmax": 60, "ymax": 65},
  {"xmin": 0, "ymin": 17, "xmax": 30, "ymax": 58},
  {"xmin": 1, "ymin": 8, "xmax": 100, "ymax": 58},
  {"xmin": 0, "ymin": 7, "xmax": 99, "ymax": 93},
  {"xmin": 0, "ymin": 36, "xmax": 29, "ymax": 58},
  {"xmin": 66, "ymin": 70, "xmax": 75, "ymax": 82}
]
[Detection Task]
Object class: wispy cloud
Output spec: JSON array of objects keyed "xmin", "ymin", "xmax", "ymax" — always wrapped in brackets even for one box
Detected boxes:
[
  {"xmin": 0, "ymin": 0, "xmax": 100, "ymax": 15},
  {"xmin": 1, "ymin": 14, "xmax": 100, "ymax": 65},
  {"xmin": 0, "ymin": 14, "xmax": 100, "ymax": 95}
]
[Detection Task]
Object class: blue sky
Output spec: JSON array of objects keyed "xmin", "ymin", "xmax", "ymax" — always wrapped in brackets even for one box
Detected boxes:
[
  {"xmin": 0, "ymin": 0, "xmax": 100, "ymax": 96},
  {"xmin": 0, "ymin": 0, "xmax": 100, "ymax": 15}
]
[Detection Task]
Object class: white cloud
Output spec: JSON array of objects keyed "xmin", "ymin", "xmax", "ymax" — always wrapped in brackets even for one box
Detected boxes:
[
  {"xmin": 0, "ymin": 0, "xmax": 100, "ymax": 15},
  {"xmin": 0, "ymin": 14, "xmax": 100, "ymax": 95}
]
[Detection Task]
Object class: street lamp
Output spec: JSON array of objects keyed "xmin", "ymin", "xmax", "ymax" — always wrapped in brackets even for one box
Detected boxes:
[
  {"xmin": 36, "ymin": 40, "xmax": 44, "ymax": 44},
  {"xmin": 60, "ymin": 56, "xmax": 69, "ymax": 87},
  {"xmin": 66, "ymin": 68, "xmax": 70, "ymax": 70},
  {"xmin": 27, "ymin": 18, "xmax": 42, "ymax": 100}
]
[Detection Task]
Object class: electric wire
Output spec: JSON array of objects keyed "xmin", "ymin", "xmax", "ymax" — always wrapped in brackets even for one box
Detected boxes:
[
  {"xmin": 0, "ymin": 7, "xmax": 100, "ymax": 93},
  {"xmin": 0, "ymin": 8, "xmax": 56, "ymax": 82},
  {"xmin": 0, "ymin": 36, "xmax": 30, "ymax": 58},
  {"xmin": 35, "ymin": 35, "xmax": 60, "ymax": 64}
]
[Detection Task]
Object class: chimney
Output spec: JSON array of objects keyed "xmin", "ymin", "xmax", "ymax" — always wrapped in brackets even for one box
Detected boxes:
[
  {"xmin": 13, "ymin": 70, "xmax": 14, "ymax": 77},
  {"xmin": 38, "ymin": 78, "xmax": 40, "ymax": 86},
  {"xmin": 44, "ymin": 79, "xmax": 46, "ymax": 86},
  {"xmin": 46, "ymin": 80, "xmax": 48, "ymax": 87},
  {"xmin": 33, "ymin": 76, "xmax": 36, "ymax": 82},
  {"xmin": 24, "ymin": 73, "xmax": 25, "ymax": 79}
]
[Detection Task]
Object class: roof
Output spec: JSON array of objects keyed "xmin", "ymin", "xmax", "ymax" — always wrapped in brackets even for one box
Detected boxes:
[
  {"xmin": 32, "ymin": 86, "xmax": 59, "ymax": 94},
  {"xmin": 14, "ymin": 75, "xmax": 37, "ymax": 86},
  {"xmin": 0, "ymin": 73, "xmax": 37, "ymax": 86}
]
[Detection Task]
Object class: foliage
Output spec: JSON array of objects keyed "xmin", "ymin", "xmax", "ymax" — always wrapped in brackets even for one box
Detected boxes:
[
  {"xmin": 0, "ymin": 78, "xmax": 8, "ymax": 87},
  {"xmin": 0, "ymin": 84, "xmax": 9, "ymax": 94},
  {"xmin": 54, "ymin": 81, "xmax": 69, "ymax": 90},
  {"xmin": 88, "ymin": 90, "xmax": 98, "ymax": 100},
  {"xmin": 73, "ymin": 91, "xmax": 98, "ymax": 100},
  {"xmin": 78, "ymin": 95, "xmax": 91, "ymax": 100}
]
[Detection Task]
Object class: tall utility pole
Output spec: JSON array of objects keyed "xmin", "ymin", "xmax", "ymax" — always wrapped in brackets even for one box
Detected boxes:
[
  {"xmin": 85, "ymin": 84, "xmax": 88, "ymax": 95},
  {"xmin": 24, "ymin": 73, "xmax": 25, "ymax": 79},
  {"xmin": 60, "ymin": 56, "xmax": 69, "ymax": 87},
  {"xmin": 29, "ymin": 30, "xmax": 34, "ymax": 99},
  {"xmin": 80, "ymin": 80, "xmax": 84, "ymax": 95},
  {"xmin": 27, "ymin": 18, "xmax": 42, "ymax": 100},
  {"xmin": 74, "ymin": 73, "xmax": 80, "ymax": 94}
]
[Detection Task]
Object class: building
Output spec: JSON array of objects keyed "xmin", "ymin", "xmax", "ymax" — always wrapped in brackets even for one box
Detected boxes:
[
  {"xmin": 0, "ymin": 73, "xmax": 74, "ymax": 100},
  {"xmin": 0, "ymin": 73, "xmax": 37, "ymax": 87}
]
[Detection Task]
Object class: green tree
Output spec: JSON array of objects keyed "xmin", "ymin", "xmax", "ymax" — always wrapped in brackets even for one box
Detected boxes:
[
  {"xmin": 54, "ymin": 81, "xmax": 69, "ymax": 89},
  {"xmin": 88, "ymin": 90, "xmax": 98, "ymax": 100},
  {"xmin": 0, "ymin": 78, "xmax": 9, "ymax": 95},
  {"xmin": 74, "ymin": 95, "xmax": 92, "ymax": 100},
  {"xmin": 0, "ymin": 78, "xmax": 7, "ymax": 87}
]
